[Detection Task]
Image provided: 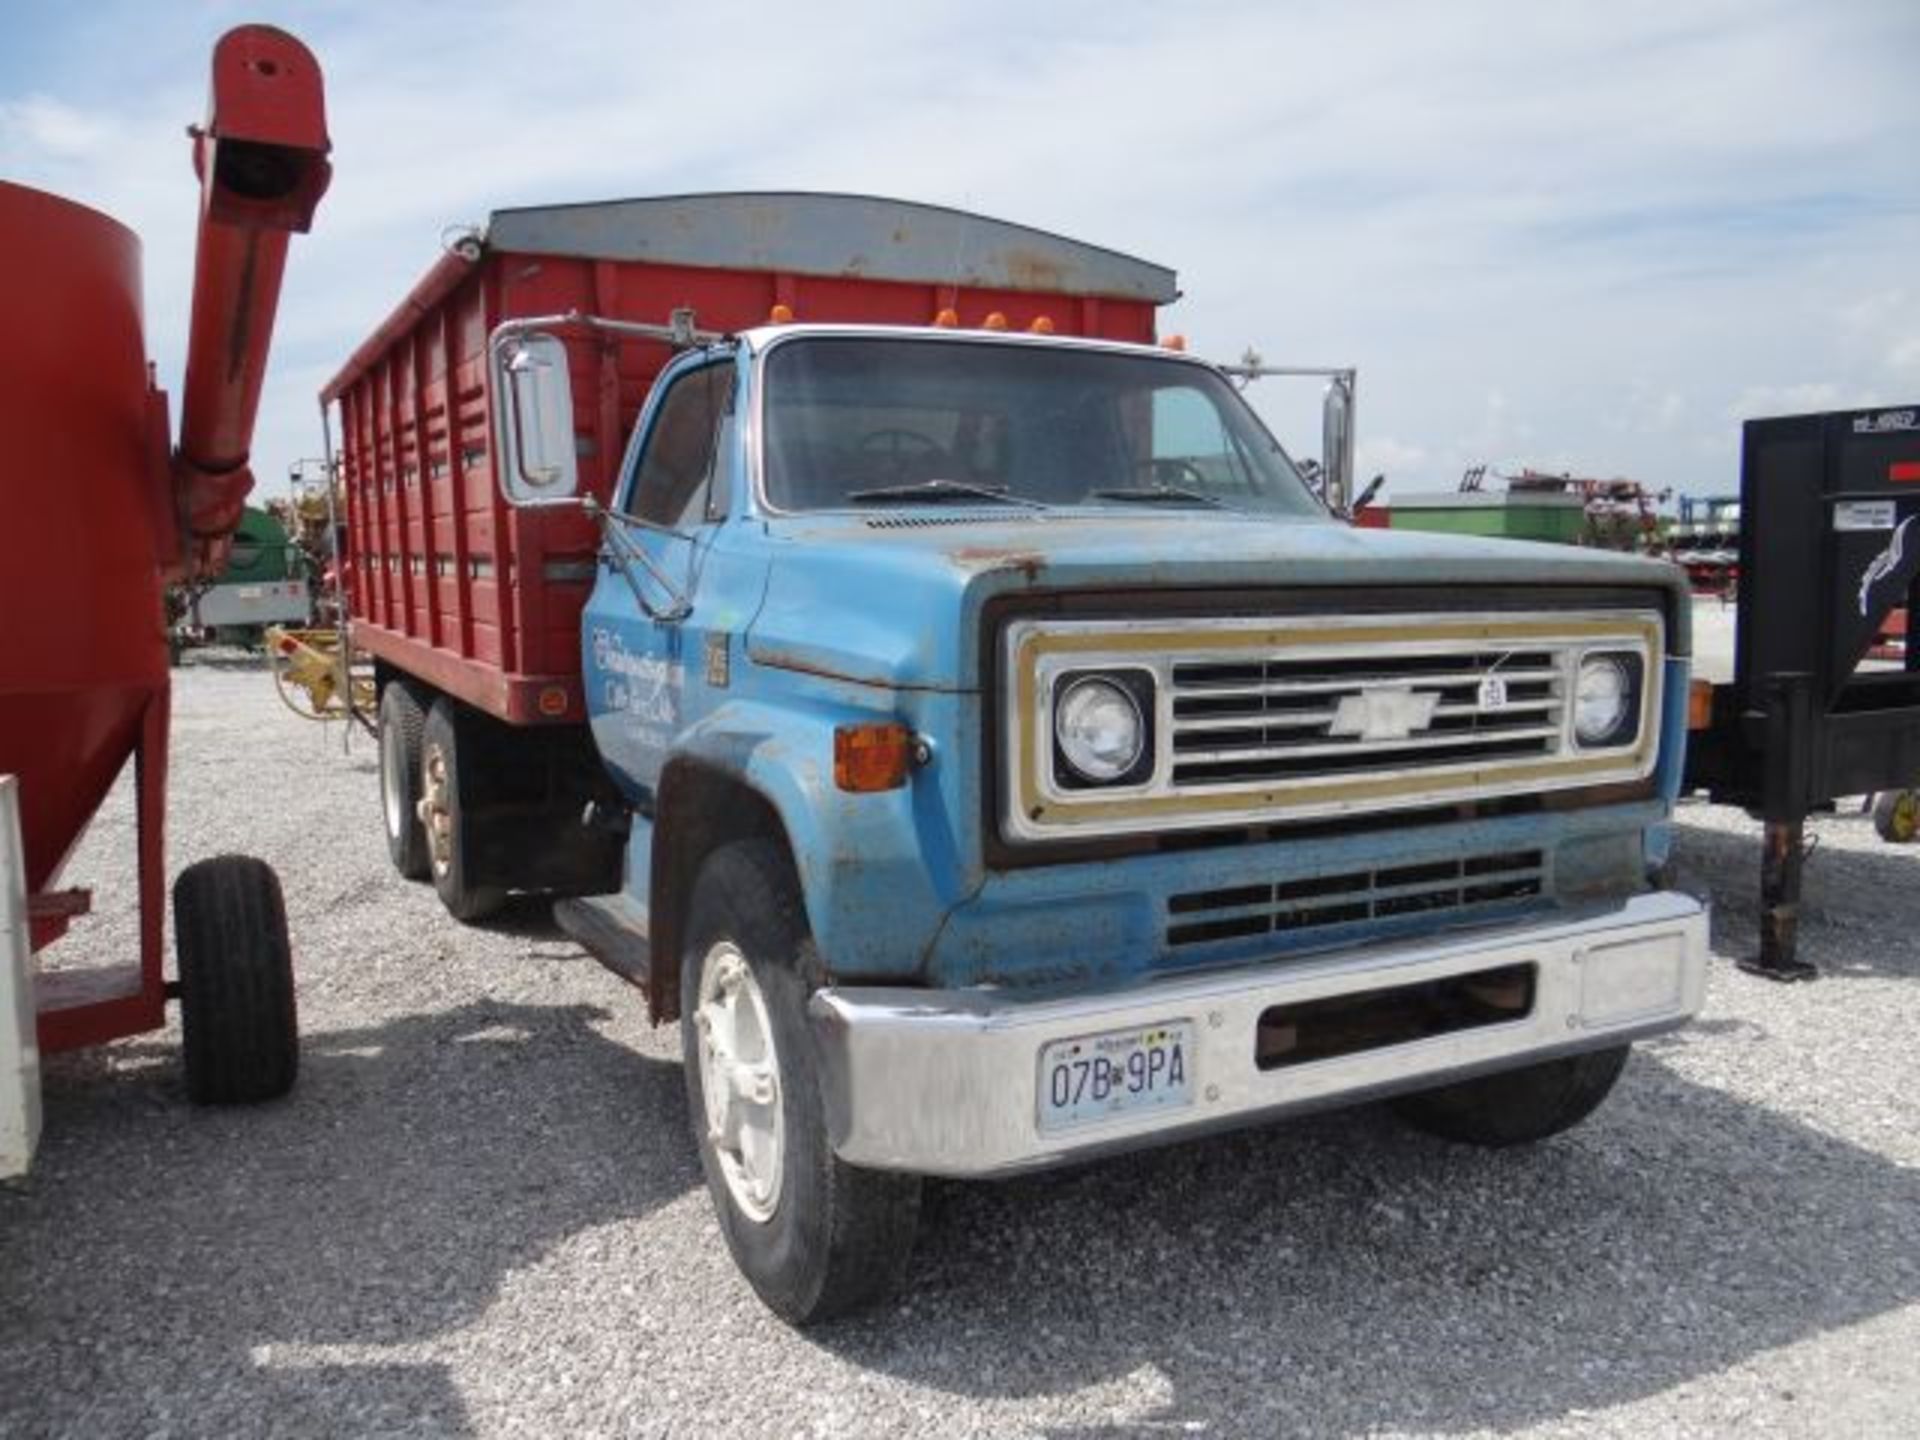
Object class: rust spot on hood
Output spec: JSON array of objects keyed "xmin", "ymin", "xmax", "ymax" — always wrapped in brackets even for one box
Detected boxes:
[{"xmin": 949, "ymin": 547, "xmax": 1047, "ymax": 582}]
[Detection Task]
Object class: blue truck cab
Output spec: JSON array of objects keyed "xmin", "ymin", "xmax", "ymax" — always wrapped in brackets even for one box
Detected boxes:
[{"xmin": 472, "ymin": 208, "xmax": 1707, "ymax": 1325}]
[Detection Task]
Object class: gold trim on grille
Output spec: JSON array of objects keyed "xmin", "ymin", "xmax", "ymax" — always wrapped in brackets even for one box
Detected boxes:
[{"xmin": 1005, "ymin": 612, "xmax": 1663, "ymax": 841}]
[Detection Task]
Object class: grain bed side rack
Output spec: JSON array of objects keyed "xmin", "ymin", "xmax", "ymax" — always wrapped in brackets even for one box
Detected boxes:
[{"xmin": 320, "ymin": 192, "xmax": 1175, "ymax": 730}]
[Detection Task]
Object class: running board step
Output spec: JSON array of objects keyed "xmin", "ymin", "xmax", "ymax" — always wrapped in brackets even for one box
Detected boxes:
[{"xmin": 553, "ymin": 896, "xmax": 651, "ymax": 990}]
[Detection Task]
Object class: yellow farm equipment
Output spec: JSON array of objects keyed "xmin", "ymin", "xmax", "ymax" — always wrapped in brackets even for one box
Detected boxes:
[{"xmin": 265, "ymin": 626, "xmax": 373, "ymax": 729}]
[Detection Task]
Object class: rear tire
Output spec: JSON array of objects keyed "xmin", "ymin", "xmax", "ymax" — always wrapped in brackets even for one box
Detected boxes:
[
  {"xmin": 378, "ymin": 679, "xmax": 431, "ymax": 880},
  {"xmin": 681, "ymin": 839, "xmax": 920, "ymax": 1324},
  {"xmin": 1391, "ymin": 1045, "xmax": 1630, "ymax": 1147},
  {"xmin": 1871, "ymin": 788, "xmax": 1919, "ymax": 844},
  {"xmin": 420, "ymin": 699, "xmax": 506, "ymax": 923},
  {"xmin": 174, "ymin": 856, "xmax": 299, "ymax": 1105}
]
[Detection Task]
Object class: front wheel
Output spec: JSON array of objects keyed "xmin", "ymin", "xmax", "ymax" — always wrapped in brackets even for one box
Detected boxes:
[
  {"xmin": 680, "ymin": 839, "xmax": 920, "ymax": 1324},
  {"xmin": 1391, "ymin": 1045, "xmax": 1630, "ymax": 1147}
]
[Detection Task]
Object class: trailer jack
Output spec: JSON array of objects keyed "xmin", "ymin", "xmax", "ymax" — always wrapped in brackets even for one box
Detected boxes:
[{"xmin": 1740, "ymin": 817, "xmax": 1820, "ymax": 983}]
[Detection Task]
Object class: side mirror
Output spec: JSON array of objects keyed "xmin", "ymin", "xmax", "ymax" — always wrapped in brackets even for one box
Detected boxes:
[
  {"xmin": 1321, "ymin": 375, "xmax": 1355, "ymax": 514},
  {"xmin": 495, "ymin": 333, "xmax": 579, "ymax": 504}
]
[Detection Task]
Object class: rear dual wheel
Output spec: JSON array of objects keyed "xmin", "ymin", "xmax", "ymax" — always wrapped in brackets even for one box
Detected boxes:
[
  {"xmin": 377, "ymin": 680, "xmax": 506, "ymax": 922},
  {"xmin": 378, "ymin": 679, "xmax": 431, "ymax": 880},
  {"xmin": 418, "ymin": 699, "xmax": 506, "ymax": 923}
]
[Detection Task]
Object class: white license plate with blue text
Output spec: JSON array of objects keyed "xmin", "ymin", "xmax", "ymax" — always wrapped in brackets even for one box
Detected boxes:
[{"xmin": 1037, "ymin": 1020, "xmax": 1195, "ymax": 1132}]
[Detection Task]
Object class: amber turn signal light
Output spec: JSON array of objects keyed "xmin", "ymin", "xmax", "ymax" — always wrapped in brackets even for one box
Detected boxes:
[
  {"xmin": 1688, "ymin": 678, "xmax": 1714, "ymax": 731},
  {"xmin": 834, "ymin": 723, "xmax": 913, "ymax": 792}
]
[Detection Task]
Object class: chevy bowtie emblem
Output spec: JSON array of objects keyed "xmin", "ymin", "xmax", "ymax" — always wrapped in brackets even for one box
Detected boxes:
[{"xmin": 1328, "ymin": 686, "xmax": 1442, "ymax": 742}]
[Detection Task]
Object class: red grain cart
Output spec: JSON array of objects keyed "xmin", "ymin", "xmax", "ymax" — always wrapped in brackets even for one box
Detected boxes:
[{"xmin": 1, "ymin": 27, "xmax": 330, "ymax": 1173}]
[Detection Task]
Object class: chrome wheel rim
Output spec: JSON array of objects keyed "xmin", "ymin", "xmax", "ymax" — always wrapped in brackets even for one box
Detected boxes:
[
  {"xmin": 418, "ymin": 742, "xmax": 453, "ymax": 878},
  {"xmin": 695, "ymin": 941, "xmax": 785, "ymax": 1223}
]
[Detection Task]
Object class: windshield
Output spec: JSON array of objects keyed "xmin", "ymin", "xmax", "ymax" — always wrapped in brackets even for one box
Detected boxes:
[{"xmin": 760, "ymin": 336, "xmax": 1321, "ymax": 516}]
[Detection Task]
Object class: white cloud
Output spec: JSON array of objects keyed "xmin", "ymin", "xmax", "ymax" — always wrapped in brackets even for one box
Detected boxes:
[
  {"xmin": 1619, "ymin": 383, "xmax": 1687, "ymax": 434},
  {"xmin": 1357, "ymin": 437, "xmax": 1427, "ymax": 478},
  {"xmin": 1725, "ymin": 382, "xmax": 1850, "ymax": 421},
  {"xmin": 3, "ymin": 0, "xmax": 1917, "ymax": 499},
  {"xmin": 0, "ymin": 96, "xmax": 113, "ymax": 158}
]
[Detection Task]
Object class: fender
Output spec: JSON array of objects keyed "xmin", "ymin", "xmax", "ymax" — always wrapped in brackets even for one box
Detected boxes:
[{"xmin": 663, "ymin": 696, "xmax": 962, "ymax": 980}]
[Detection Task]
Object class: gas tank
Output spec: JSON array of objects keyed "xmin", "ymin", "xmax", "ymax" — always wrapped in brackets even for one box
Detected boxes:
[{"xmin": 0, "ymin": 181, "xmax": 170, "ymax": 894}]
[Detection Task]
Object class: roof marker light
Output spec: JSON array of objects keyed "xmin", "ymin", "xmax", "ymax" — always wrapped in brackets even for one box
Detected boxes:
[
  {"xmin": 1029, "ymin": 315, "xmax": 1055, "ymax": 334},
  {"xmin": 1163, "ymin": 334, "xmax": 1187, "ymax": 352},
  {"xmin": 768, "ymin": 302, "xmax": 794, "ymax": 324},
  {"xmin": 932, "ymin": 308, "xmax": 959, "ymax": 328},
  {"xmin": 983, "ymin": 311, "xmax": 1009, "ymax": 331}
]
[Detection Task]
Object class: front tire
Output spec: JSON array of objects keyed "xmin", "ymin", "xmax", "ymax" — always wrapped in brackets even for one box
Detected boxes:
[
  {"xmin": 1391, "ymin": 1045, "xmax": 1630, "ymax": 1147},
  {"xmin": 378, "ymin": 679, "xmax": 431, "ymax": 880},
  {"xmin": 173, "ymin": 856, "xmax": 299, "ymax": 1105},
  {"xmin": 420, "ymin": 699, "xmax": 506, "ymax": 923},
  {"xmin": 680, "ymin": 839, "xmax": 920, "ymax": 1324}
]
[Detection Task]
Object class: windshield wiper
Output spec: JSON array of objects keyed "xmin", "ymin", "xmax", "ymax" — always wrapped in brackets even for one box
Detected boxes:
[
  {"xmin": 1084, "ymin": 485, "xmax": 1225, "ymax": 508},
  {"xmin": 845, "ymin": 478, "xmax": 1046, "ymax": 508}
]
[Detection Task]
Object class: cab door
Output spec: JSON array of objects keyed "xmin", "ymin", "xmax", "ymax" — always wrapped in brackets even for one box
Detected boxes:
[{"xmin": 583, "ymin": 352, "xmax": 738, "ymax": 800}]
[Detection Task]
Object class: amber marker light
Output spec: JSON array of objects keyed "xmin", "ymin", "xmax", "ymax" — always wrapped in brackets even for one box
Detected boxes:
[
  {"xmin": 1029, "ymin": 315, "xmax": 1055, "ymax": 334},
  {"xmin": 835, "ymin": 723, "xmax": 913, "ymax": 792},
  {"xmin": 932, "ymin": 307, "xmax": 959, "ymax": 328},
  {"xmin": 1688, "ymin": 678, "xmax": 1713, "ymax": 731},
  {"xmin": 768, "ymin": 302, "xmax": 795, "ymax": 324},
  {"xmin": 1162, "ymin": 333, "xmax": 1187, "ymax": 352},
  {"xmin": 982, "ymin": 311, "xmax": 1009, "ymax": 331}
]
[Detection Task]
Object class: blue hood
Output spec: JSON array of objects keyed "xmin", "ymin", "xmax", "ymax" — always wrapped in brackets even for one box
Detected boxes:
[{"xmin": 742, "ymin": 511, "xmax": 1690, "ymax": 693}]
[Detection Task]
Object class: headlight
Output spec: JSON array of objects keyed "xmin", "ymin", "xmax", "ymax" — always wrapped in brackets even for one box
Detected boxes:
[
  {"xmin": 1573, "ymin": 653, "xmax": 1641, "ymax": 747},
  {"xmin": 1054, "ymin": 673, "xmax": 1150, "ymax": 785}
]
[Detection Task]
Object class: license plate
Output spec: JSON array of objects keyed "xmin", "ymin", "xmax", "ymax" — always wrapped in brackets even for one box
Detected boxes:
[{"xmin": 1037, "ymin": 1020, "xmax": 1195, "ymax": 1132}]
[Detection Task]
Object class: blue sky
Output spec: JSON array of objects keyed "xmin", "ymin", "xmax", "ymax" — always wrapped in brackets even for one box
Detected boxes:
[{"xmin": 4, "ymin": 0, "xmax": 1916, "ymax": 500}]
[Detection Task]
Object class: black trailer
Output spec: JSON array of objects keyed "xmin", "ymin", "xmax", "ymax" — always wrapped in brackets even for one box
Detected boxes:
[{"xmin": 1685, "ymin": 402, "xmax": 1920, "ymax": 979}]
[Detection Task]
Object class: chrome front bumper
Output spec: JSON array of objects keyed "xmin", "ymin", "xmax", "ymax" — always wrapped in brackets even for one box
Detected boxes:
[{"xmin": 809, "ymin": 890, "xmax": 1708, "ymax": 1178}]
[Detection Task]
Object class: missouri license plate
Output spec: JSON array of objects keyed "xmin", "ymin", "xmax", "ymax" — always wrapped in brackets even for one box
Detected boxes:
[{"xmin": 1037, "ymin": 1020, "xmax": 1195, "ymax": 1133}]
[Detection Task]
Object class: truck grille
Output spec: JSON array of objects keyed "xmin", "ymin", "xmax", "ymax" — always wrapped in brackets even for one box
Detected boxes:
[
  {"xmin": 1001, "ymin": 610, "xmax": 1664, "ymax": 843},
  {"xmin": 1170, "ymin": 650, "xmax": 1564, "ymax": 787},
  {"xmin": 1167, "ymin": 849, "xmax": 1547, "ymax": 948}
]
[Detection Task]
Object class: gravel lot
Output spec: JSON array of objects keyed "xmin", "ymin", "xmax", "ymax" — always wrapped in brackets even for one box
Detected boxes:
[{"xmin": 4, "ymin": 634, "xmax": 1918, "ymax": 1438}]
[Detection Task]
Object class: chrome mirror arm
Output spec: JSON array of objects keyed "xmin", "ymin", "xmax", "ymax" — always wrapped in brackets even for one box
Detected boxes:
[{"xmin": 584, "ymin": 496, "xmax": 692, "ymax": 623}]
